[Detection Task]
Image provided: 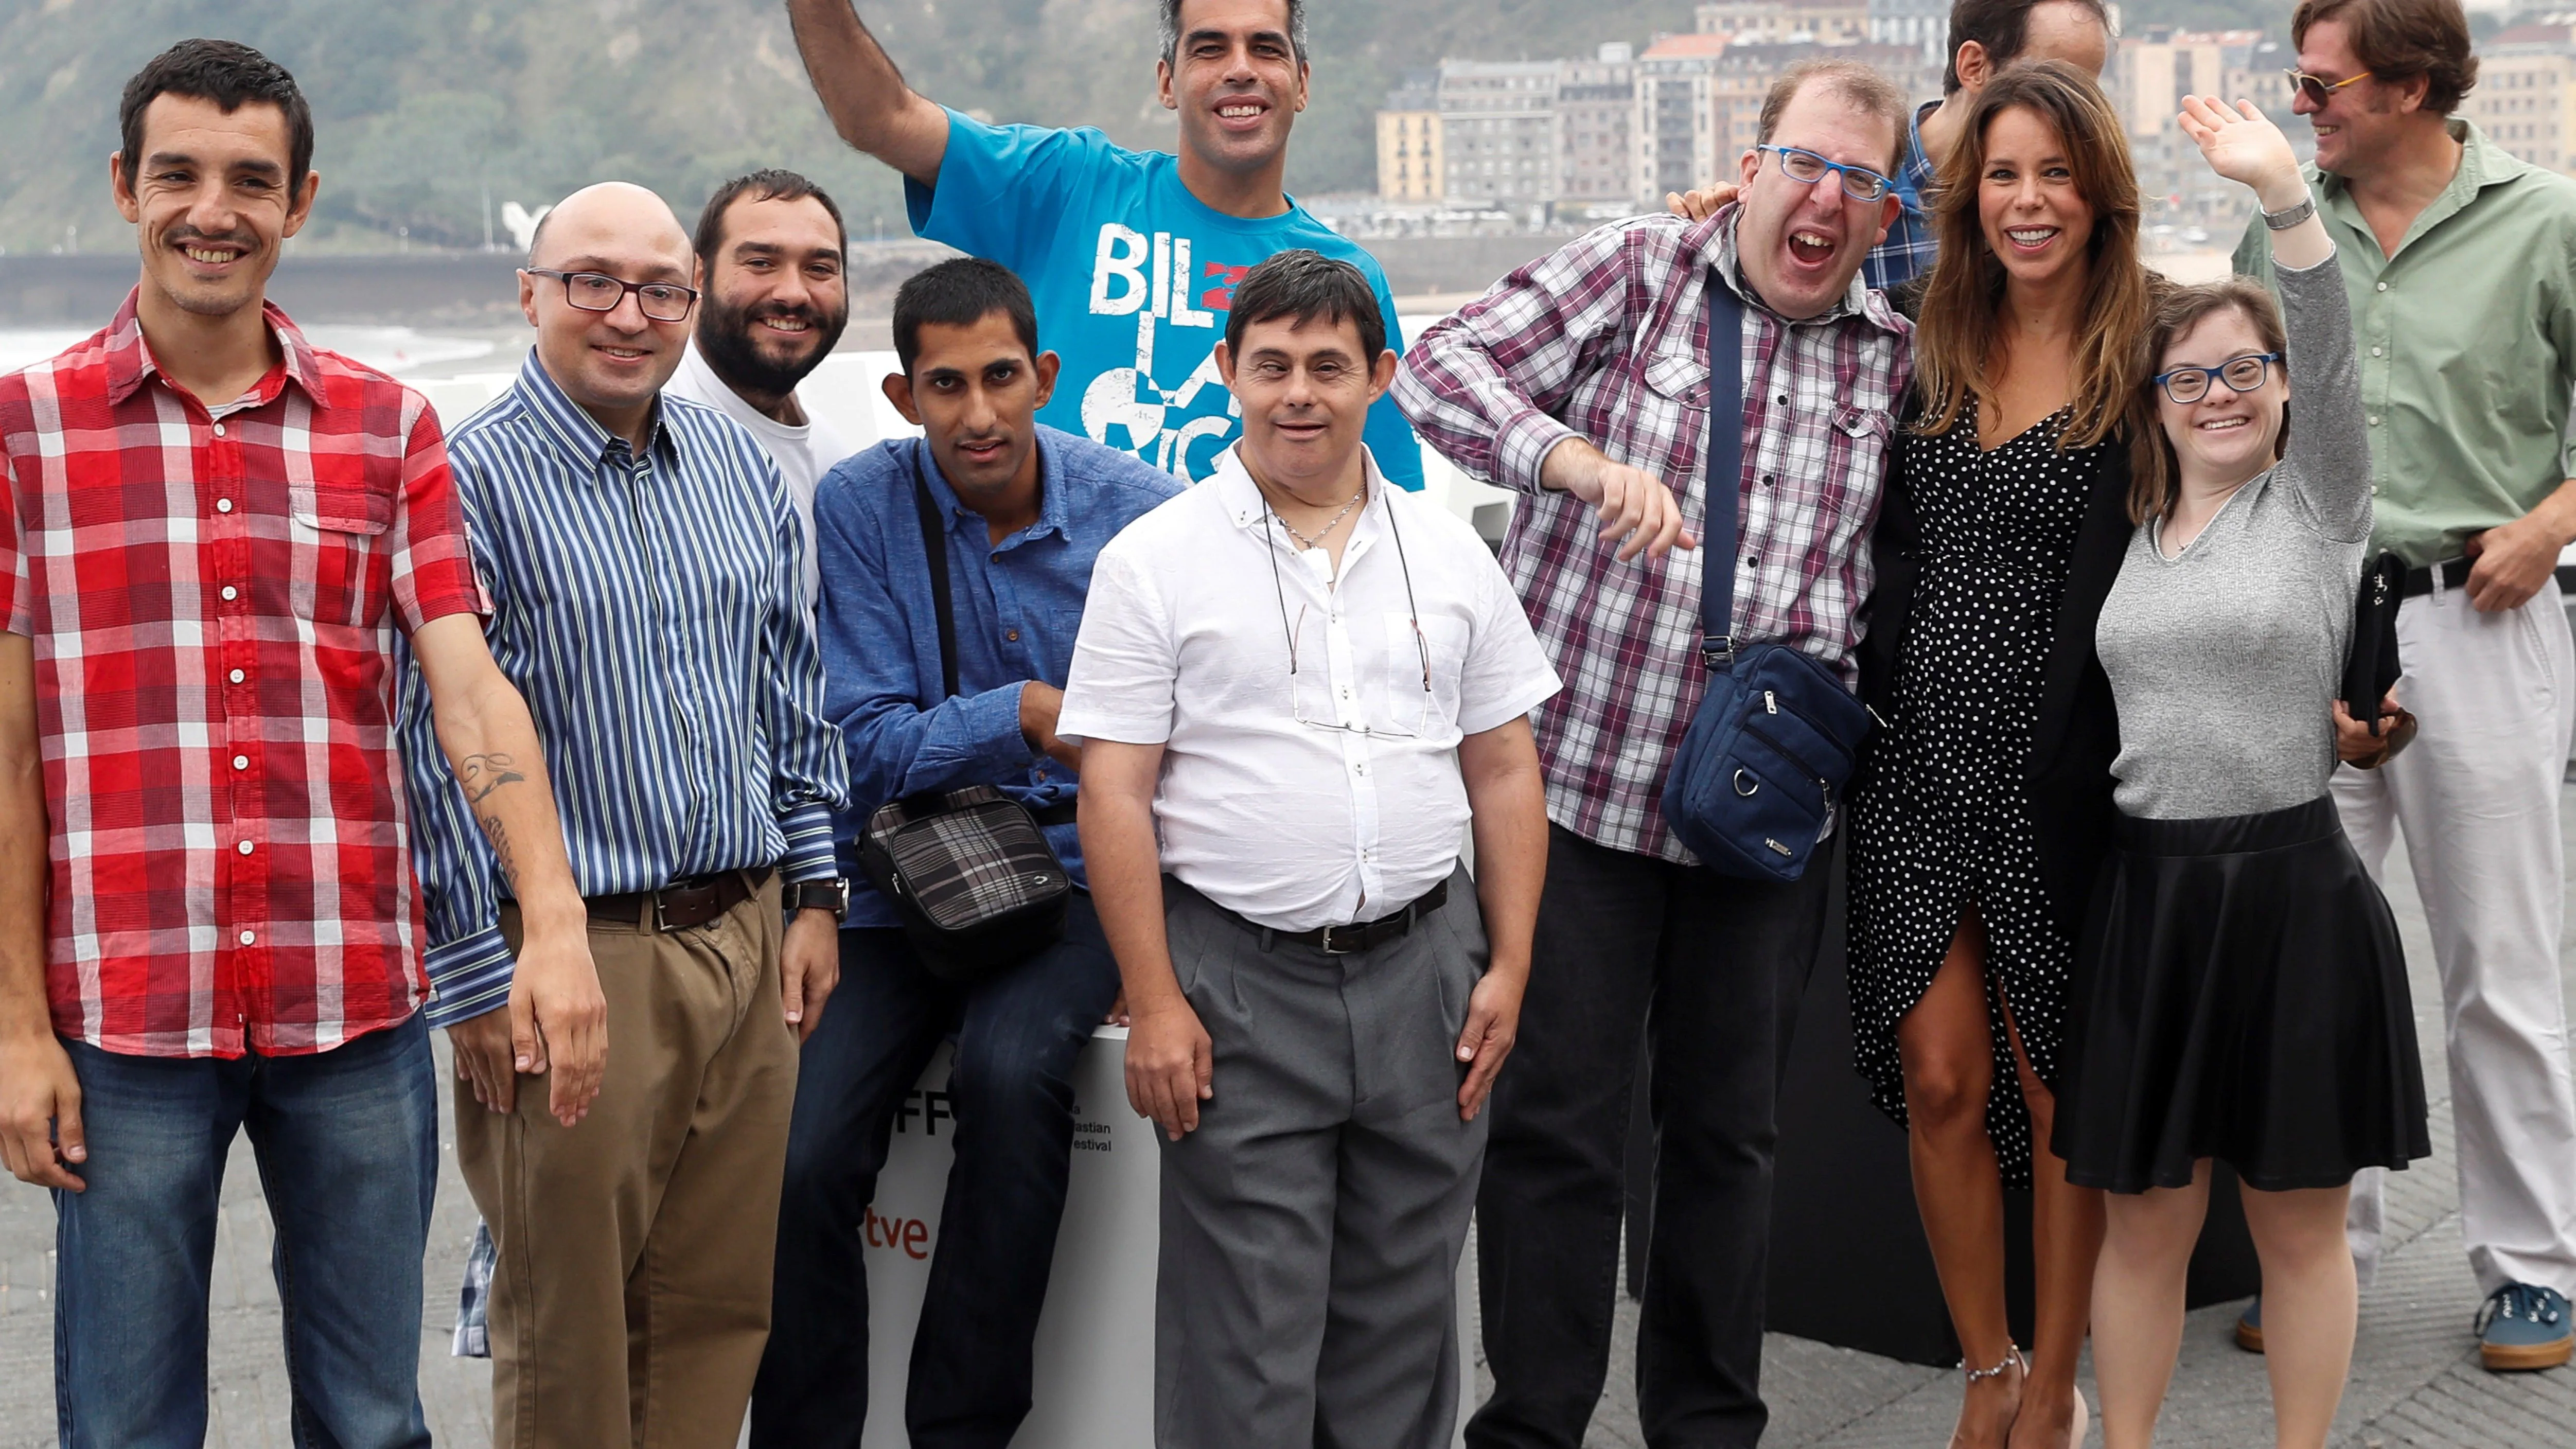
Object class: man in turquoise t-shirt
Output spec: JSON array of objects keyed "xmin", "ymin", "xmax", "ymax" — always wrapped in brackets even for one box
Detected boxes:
[{"xmin": 788, "ymin": 0, "xmax": 1424, "ymax": 487}]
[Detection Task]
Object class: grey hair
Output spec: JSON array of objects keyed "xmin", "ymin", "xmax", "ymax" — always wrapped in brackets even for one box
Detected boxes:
[{"xmin": 1159, "ymin": 0, "xmax": 1308, "ymax": 68}]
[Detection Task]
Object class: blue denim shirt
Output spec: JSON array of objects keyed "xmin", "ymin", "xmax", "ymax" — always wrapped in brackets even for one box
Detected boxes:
[
  {"xmin": 815, "ymin": 425, "xmax": 1182, "ymax": 928},
  {"xmin": 1863, "ymin": 100, "xmax": 1943, "ymax": 293}
]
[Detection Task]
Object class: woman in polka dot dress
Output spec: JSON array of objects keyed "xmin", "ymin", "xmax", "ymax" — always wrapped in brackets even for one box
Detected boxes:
[{"xmin": 1847, "ymin": 63, "xmax": 2159, "ymax": 1449}]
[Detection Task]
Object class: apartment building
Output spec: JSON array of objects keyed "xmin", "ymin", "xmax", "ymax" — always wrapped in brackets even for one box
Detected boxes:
[
  {"xmin": 1439, "ymin": 59, "xmax": 1565, "ymax": 205},
  {"xmin": 2468, "ymin": 23, "xmax": 2576, "ymax": 174}
]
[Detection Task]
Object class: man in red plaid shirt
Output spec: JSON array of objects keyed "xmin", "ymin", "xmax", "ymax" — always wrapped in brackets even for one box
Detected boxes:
[
  {"xmin": 0, "ymin": 41, "xmax": 598, "ymax": 1446},
  {"xmin": 1394, "ymin": 59, "xmax": 1913, "ymax": 1449}
]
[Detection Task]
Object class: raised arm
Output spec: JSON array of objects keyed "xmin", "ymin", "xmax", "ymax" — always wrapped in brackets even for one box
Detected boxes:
[
  {"xmin": 785, "ymin": 0, "xmax": 950, "ymax": 185},
  {"xmin": 2180, "ymin": 94, "xmax": 2366, "ymax": 539}
]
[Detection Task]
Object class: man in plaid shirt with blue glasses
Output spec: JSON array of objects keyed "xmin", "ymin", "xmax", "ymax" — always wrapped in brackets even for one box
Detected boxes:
[{"xmin": 1396, "ymin": 59, "xmax": 1913, "ymax": 1447}]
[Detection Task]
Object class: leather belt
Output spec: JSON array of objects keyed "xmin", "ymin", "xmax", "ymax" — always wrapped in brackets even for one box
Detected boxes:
[
  {"xmin": 2399, "ymin": 558, "xmax": 2473, "ymax": 598},
  {"xmin": 1230, "ymin": 879, "xmax": 1450, "ymax": 956},
  {"xmin": 586, "ymin": 865, "xmax": 772, "ymax": 932}
]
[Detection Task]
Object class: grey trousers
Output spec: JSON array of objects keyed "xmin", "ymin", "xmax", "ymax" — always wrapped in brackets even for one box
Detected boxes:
[{"xmin": 1156, "ymin": 869, "xmax": 1490, "ymax": 1449}]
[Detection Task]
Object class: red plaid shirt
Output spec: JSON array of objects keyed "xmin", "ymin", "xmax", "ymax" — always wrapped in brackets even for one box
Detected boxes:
[
  {"xmin": 0, "ymin": 291, "xmax": 485, "ymax": 1057},
  {"xmin": 1395, "ymin": 208, "xmax": 1911, "ymax": 861}
]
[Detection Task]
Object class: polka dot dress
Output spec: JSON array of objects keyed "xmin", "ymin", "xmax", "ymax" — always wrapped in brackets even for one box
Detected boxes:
[{"xmin": 1848, "ymin": 398, "xmax": 2099, "ymax": 1187}]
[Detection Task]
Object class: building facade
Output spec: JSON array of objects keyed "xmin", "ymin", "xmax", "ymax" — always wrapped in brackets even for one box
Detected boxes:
[{"xmin": 1438, "ymin": 59, "xmax": 1565, "ymax": 206}]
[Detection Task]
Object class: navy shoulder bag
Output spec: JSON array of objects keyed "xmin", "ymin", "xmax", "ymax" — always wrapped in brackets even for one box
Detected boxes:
[{"xmin": 1659, "ymin": 270, "xmax": 1874, "ymax": 881}]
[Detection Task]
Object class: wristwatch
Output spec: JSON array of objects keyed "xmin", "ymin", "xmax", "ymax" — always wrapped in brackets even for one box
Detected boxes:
[
  {"xmin": 785, "ymin": 877, "xmax": 851, "ymax": 922},
  {"xmin": 2262, "ymin": 192, "xmax": 2317, "ymax": 231}
]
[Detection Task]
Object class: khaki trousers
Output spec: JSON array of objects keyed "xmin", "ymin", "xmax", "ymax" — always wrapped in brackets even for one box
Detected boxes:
[{"xmin": 458, "ymin": 876, "xmax": 797, "ymax": 1449}]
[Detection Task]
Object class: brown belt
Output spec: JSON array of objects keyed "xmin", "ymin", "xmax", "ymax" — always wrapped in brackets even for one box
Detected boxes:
[{"xmin": 585, "ymin": 866, "xmax": 772, "ymax": 932}]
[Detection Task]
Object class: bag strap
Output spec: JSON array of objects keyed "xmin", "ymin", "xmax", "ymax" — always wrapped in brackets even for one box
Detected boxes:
[
  {"xmin": 909, "ymin": 442, "xmax": 962, "ymax": 702},
  {"xmin": 1701, "ymin": 267, "xmax": 1746, "ymax": 670}
]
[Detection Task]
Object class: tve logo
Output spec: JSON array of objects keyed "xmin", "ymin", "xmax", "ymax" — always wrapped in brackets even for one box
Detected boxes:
[
  {"xmin": 864, "ymin": 1206, "xmax": 931, "ymax": 1260},
  {"xmin": 1082, "ymin": 223, "xmax": 1253, "ymax": 480}
]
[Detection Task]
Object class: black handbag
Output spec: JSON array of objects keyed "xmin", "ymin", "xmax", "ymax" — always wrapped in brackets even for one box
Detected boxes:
[
  {"xmin": 2341, "ymin": 550, "xmax": 2415, "ymax": 768},
  {"xmin": 855, "ymin": 446, "xmax": 1072, "ymax": 982},
  {"xmin": 1660, "ymin": 272, "xmax": 1875, "ymax": 881}
]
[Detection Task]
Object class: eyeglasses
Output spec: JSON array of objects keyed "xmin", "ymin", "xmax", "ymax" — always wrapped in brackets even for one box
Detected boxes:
[
  {"xmin": 1755, "ymin": 145, "xmax": 1895, "ymax": 204},
  {"xmin": 2152, "ymin": 351, "xmax": 2281, "ymax": 404},
  {"xmin": 1259, "ymin": 492, "xmax": 1439, "ymax": 740},
  {"xmin": 2282, "ymin": 67, "xmax": 2374, "ymax": 107},
  {"xmin": 524, "ymin": 268, "xmax": 700, "ymax": 323}
]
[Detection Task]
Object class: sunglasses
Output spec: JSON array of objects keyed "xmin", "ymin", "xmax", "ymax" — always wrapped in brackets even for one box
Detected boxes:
[{"xmin": 2282, "ymin": 67, "xmax": 2374, "ymax": 107}]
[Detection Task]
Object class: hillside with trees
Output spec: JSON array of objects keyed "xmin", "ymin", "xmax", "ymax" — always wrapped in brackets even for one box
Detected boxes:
[{"xmin": 0, "ymin": 0, "xmax": 2287, "ymax": 255}]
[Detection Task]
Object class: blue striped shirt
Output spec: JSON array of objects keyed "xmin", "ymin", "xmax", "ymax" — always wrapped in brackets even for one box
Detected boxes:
[
  {"xmin": 1863, "ymin": 101, "xmax": 1943, "ymax": 293},
  {"xmin": 398, "ymin": 355, "xmax": 850, "ymax": 1028}
]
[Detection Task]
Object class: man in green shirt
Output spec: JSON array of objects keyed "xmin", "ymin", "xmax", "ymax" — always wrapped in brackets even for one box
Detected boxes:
[{"xmin": 2236, "ymin": 0, "xmax": 2576, "ymax": 1373}]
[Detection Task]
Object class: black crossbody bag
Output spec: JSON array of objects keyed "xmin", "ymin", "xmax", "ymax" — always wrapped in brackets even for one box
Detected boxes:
[
  {"xmin": 856, "ymin": 445, "xmax": 1073, "ymax": 982},
  {"xmin": 1660, "ymin": 272, "xmax": 1875, "ymax": 880}
]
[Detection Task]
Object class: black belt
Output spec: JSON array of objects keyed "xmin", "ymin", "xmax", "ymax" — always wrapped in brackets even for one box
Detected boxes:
[
  {"xmin": 1227, "ymin": 879, "xmax": 1449, "ymax": 956},
  {"xmin": 586, "ymin": 865, "xmax": 772, "ymax": 931},
  {"xmin": 1032, "ymin": 800, "xmax": 1079, "ymax": 828},
  {"xmin": 2400, "ymin": 558, "xmax": 2472, "ymax": 598}
]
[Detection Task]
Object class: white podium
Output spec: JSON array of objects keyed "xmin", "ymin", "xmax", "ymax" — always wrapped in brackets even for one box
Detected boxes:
[{"xmin": 859, "ymin": 1027, "xmax": 1475, "ymax": 1447}]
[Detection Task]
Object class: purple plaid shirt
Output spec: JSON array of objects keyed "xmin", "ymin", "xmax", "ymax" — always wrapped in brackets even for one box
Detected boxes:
[{"xmin": 1393, "ymin": 207, "xmax": 1911, "ymax": 861}]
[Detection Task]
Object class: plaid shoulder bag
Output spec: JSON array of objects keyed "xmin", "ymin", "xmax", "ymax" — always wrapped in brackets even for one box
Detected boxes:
[{"xmin": 857, "ymin": 446, "xmax": 1072, "ymax": 982}]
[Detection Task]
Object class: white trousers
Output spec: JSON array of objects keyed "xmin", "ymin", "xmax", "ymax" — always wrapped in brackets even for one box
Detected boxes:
[{"xmin": 2333, "ymin": 577, "xmax": 2576, "ymax": 1298}]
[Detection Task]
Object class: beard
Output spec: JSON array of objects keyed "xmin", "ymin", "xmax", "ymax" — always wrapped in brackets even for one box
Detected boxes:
[{"xmin": 696, "ymin": 291, "xmax": 849, "ymax": 400}]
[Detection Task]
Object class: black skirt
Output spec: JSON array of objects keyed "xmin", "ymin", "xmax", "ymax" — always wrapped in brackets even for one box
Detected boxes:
[{"xmin": 2053, "ymin": 797, "xmax": 2430, "ymax": 1194}]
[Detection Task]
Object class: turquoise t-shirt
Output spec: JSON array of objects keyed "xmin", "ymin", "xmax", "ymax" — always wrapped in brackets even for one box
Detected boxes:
[{"xmin": 907, "ymin": 110, "xmax": 1425, "ymax": 489}]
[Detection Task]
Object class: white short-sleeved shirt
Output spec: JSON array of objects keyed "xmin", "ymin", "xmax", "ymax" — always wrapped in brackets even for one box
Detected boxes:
[
  {"xmin": 662, "ymin": 341, "xmax": 862, "ymax": 612},
  {"xmin": 1058, "ymin": 443, "xmax": 1560, "ymax": 932}
]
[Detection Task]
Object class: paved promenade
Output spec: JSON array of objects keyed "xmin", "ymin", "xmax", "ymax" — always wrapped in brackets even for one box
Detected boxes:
[{"xmin": 3, "ymin": 789, "xmax": 2570, "ymax": 1447}]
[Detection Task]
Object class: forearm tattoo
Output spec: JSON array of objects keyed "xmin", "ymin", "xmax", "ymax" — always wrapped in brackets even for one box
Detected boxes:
[
  {"xmin": 475, "ymin": 811, "xmax": 523, "ymax": 896},
  {"xmin": 458, "ymin": 752, "xmax": 528, "ymax": 805}
]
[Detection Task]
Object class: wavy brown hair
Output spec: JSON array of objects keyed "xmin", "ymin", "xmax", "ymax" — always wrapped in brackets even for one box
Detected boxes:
[
  {"xmin": 2128, "ymin": 278, "xmax": 2290, "ymax": 524},
  {"xmin": 1914, "ymin": 60, "xmax": 2156, "ymax": 452}
]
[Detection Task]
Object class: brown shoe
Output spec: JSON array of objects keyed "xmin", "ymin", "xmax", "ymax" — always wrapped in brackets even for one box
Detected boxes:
[{"xmin": 2234, "ymin": 1298, "xmax": 2264, "ymax": 1354}]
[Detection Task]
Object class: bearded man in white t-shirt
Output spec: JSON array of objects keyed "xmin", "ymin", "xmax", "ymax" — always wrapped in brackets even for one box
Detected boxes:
[{"xmin": 665, "ymin": 168, "xmax": 870, "ymax": 609}]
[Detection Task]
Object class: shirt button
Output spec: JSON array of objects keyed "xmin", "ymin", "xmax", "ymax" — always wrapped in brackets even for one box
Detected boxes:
[
  {"xmin": 2368, "ymin": 415, "xmax": 2381, "ymax": 426},
  {"xmin": 1775, "ymin": 393, "xmax": 1789, "ymax": 405},
  {"xmin": 2370, "ymin": 346, "xmax": 2383, "ymax": 357},
  {"xmin": 238, "ymin": 930, "xmax": 256, "ymax": 946},
  {"xmin": 229, "ymin": 668, "xmax": 245, "ymax": 683},
  {"xmin": 233, "ymin": 755, "xmax": 249, "ymax": 770},
  {"xmin": 216, "ymin": 498, "xmax": 234, "ymax": 514},
  {"xmin": 220, "ymin": 586, "xmax": 237, "ymax": 601},
  {"xmin": 1005, "ymin": 629, "xmax": 1020, "ymax": 642},
  {"xmin": 2375, "ymin": 281, "xmax": 2389, "ymax": 292},
  {"xmin": 212, "ymin": 422, "xmax": 226, "ymax": 438},
  {"xmin": 237, "ymin": 840, "xmax": 254, "ymax": 855}
]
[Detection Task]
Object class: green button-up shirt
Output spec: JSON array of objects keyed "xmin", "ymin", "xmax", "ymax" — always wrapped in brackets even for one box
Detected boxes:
[{"xmin": 2234, "ymin": 119, "xmax": 2576, "ymax": 567}]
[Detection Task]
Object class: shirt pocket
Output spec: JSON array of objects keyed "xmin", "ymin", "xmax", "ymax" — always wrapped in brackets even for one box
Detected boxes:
[
  {"xmin": 1387, "ymin": 612, "xmax": 1473, "ymax": 737},
  {"xmin": 287, "ymin": 483, "xmax": 395, "ymax": 629}
]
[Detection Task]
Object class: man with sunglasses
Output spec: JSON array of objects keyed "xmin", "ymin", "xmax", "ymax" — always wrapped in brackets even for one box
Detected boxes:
[
  {"xmin": 398, "ymin": 181, "xmax": 852, "ymax": 1445},
  {"xmin": 2235, "ymin": 0, "xmax": 2576, "ymax": 1373},
  {"xmin": 1068, "ymin": 250, "xmax": 1555, "ymax": 1446},
  {"xmin": 1396, "ymin": 60, "xmax": 1912, "ymax": 1445}
]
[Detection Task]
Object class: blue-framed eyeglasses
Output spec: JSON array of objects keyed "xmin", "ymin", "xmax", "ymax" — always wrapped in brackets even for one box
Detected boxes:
[
  {"xmin": 1755, "ymin": 145, "xmax": 1895, "ymax": 203},
  {"xmin": 2152, "ymin": 351, "xmax": 2281, "ymax": 405}
]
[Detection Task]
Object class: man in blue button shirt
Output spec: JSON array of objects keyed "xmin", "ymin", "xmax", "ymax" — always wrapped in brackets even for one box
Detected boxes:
[
  {"xmin": 399, "ymin": 182, "xmax": 852, "ymax": 1448},
  {"xmin": 784, "ymin": 0, "xmax": 1423, "ymax": 489},
  {"xmin": 748, "ymin": 258, "xmax": 1180, "ymax": 1448}
]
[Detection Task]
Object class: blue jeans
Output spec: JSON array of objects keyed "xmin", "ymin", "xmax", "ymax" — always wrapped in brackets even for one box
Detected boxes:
[
  {"xmin": 749, "ymin": 895, "xmax": 1121, "ymax": 1449},
  {"xmin": 53, "ymin": 1015, "xmax": 438, "ymax": 1449}
]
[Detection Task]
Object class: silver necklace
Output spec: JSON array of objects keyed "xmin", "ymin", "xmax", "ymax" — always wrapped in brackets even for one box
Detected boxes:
[{"xmin": 1267, "ymin": 486, "xmax": 1364, "ymax": 551}]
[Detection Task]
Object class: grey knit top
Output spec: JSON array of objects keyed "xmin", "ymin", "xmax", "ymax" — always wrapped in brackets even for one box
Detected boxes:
[{"xmin": 2095, "ymin": 250, "xmax": 2371, "ymax": 820}]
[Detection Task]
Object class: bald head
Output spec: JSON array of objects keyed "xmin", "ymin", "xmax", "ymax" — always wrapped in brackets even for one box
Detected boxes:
[
  {"xmin": 518, "ymin": 181, "xmax": 701, "ymax": 446},
  {"xmin": 529, "ymin": 181, "xmax": 691, "ymax": 271}
]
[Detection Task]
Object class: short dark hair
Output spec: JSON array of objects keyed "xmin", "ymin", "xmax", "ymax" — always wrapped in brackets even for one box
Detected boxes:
[
  {"xmin": 692, "ymin": 169, "xmax": 847, "ymax": 264},
  {"xmin": 1159, "ymin": 0, "xmax": 1308, "ymax": 67},
  {"xmin": 1758, "ymin": 59, "xmax": 1912, "ymax": 175},
  {"xmin": 119, "ymin": 39, "xmax": 315, "ymax": 193},
  {"xmin": 1943, "ymin": 0, "xmax": 2113, "ymax": 94},
  {"xmin": 892, "ymin": 258, "xmax": 1040, "ymax": 376},
  {"xmin": 2292, "ymin": 0, "xmax": 2477, "ymax": 115},
  {"xmin": 1223, "ymin": 250, "xmax": 1385, "ymax": 364}
]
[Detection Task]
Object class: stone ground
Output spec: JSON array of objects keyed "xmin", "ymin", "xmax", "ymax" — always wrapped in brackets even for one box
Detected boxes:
[{"xmin": 4, "ymin": 787, "xmax": 2572, "ymax": 1447}]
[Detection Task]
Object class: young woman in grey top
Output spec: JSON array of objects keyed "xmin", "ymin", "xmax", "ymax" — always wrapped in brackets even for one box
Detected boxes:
[{"xmin": 2053, "ymin": 97, "xmax": 2427, "ymax": 1449}]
